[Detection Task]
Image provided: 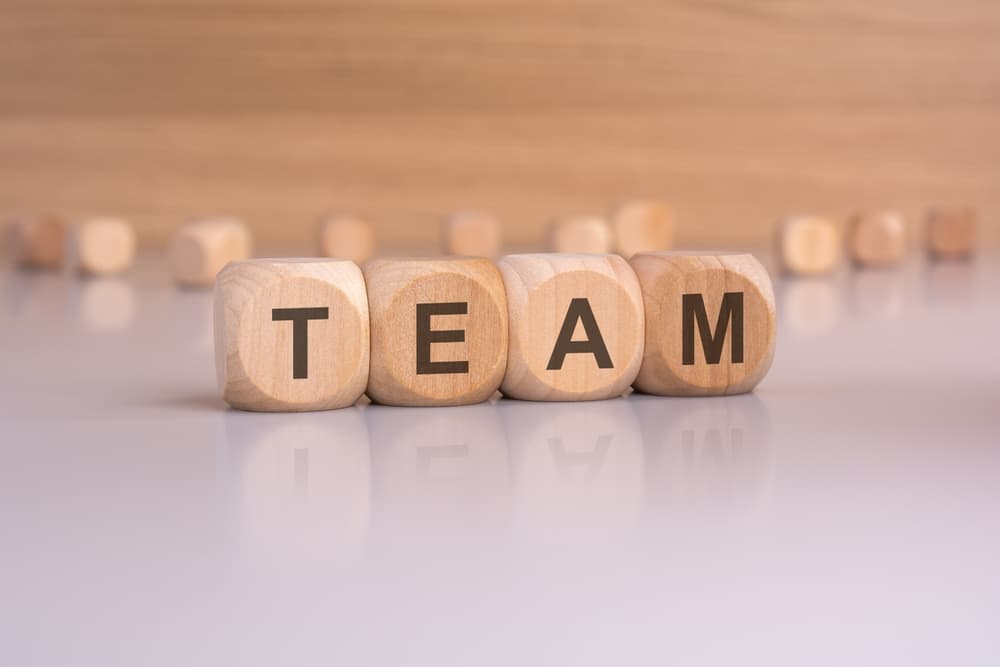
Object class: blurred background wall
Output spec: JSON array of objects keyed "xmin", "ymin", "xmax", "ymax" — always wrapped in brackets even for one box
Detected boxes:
[{"xmin": 1, "ymin": 0, "xmax": 997, "ymax": 251}]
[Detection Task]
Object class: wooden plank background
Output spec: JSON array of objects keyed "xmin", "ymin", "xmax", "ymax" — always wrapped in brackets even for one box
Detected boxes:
[{"xmin": 1, "ymin": 0, "xmax": 997, "ymax": 252}]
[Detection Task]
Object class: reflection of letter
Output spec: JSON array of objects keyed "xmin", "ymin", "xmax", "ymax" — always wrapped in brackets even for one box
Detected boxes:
[
  {"xmin": 294, "ymin": 448, "xmax": 309, "ymax": 499},
  {"xmin": 416, "ymin": 444, "xmax": 470, "ymax": 480},
  {"xmin": 416, "ymin": 302, "xmax": 469, "ymax": 375},
  {"xmin": 682, "ymin": 293, "xmax": 743, "ymax": 365},
  {"xmin": 272, "ymin": 307, "xmax": 329, "ymax": 379},
  {"xmin": 682, "ymin": 429, "xmax": 744, "ymax": 469},
  {"xmin": 546, "ymin": 298, "xmax": 614, "ymax": 370},
  {"xmin": 547, "ymin": 435, "xmax": 613, "ymax": 482}
]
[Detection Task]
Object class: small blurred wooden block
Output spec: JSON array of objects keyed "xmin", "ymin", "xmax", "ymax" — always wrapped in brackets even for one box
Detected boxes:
[
  {"xmin": 630, "ymin": 252, "xmax": 776, "ymax": 396},
  {"xmin": 775, "ymin": 216, "xmax": 841, "ymax": 276},
  {"xmin": 363, "ymin": 257, "xmax": 508, "ymax": 406},
  {"xmin": 72, "ymin": 216, "xmax": 137, "ymax": 276},
  {"xmin": 215, "ymin": 259, "xmax": 370, "ymax": 411},
  {"xmin": 317, "ymin": 215, "xmax": 376, "ymax": 264},
  {"xmin": 11, "ymin": 216, "xmax": 65, "ymax": 269},
  {"xmin": 170, "ymin": 217, "xmax": 251, "ymax": 287},
  {"xmin": 548, "ymin": 216, "xmax": 612, "ymax": 254},
  {"xmin": 926, "ymin": 207, "xmax": 976, "ymax": 259},
  {"xmin": 610, "ymin": 200, "xmax": 674, "ymax": 257},
  {"xmin": 442, "ymin": 211, "xmax": 501, "ymax": 258},
  {"xmin": 498, "ymin": 253, "xmax": 644, "ymax": 401},
  {"xmin": 846, "ymin": 210, "xmax": 906, "ymax": 267}
]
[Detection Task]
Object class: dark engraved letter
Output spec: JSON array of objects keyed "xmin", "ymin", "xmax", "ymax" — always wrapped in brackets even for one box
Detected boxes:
[
  {"xmin": 272, "ymin": 307, "xmax": 329, "ymax": 379},
  {"xmin": 416, "ymin": 302, "xmax": 470, "ymax": 375},
  {"xmin": 546, "ymin": 298, "xmax": 614, "ymax": 370},
  {"xmin": 681, "ymin": 292, "xmax": 744, "ymax": 365}
]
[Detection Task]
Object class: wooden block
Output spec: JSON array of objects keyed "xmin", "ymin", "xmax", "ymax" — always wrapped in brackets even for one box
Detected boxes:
[
  {"xmin": 442, "ymin": 210, "xmax": 501, "ymax": 258},
  {"xmin": 547, "ymin": 216, "xmax": 612, "ymax": 254},
  {"xmin": 170, "ymin": 217, "xmax": 251, "ymax": 287},
  {"xmin": 498, "ymin": 253, "xmax": 644, "ymax": 401},
  {"xmin": 72, "ymin": 216, "xmax": 137, "ymax": 276},
  {"xmin": 775, "ymin": 215, "xmax": 841, "ymax": 276},
  {"xmin": 214, "ymin": 258, "xmax": 370, "ymax": 412},
  {"xmin": 926, "ymin": 207, "xmax": 976, "ymax": 259},
  {"xmin": 317, "ymin": 215, "xmax": 376, "ymax": 264},
  {"xmin": 630, "ymin": 252, "xmax": 776, "ymax": 396},
  {"xmin": 11, "ymin": 216, "xmax": 65, "ymax": 269},
  {"xmin": 846, "ymin": 210, "xmax": 906, "ymax": 267},
  {"xmin": 610, "ymin": 200, "xmax": 675, "ymax": 257},
  {"xmin": 363, "ymin": 257, "xmax": 508, "ymax": 407}
]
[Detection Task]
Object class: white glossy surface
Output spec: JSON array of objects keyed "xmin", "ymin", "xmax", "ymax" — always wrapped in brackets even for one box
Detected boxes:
[{"xmin": 2, "ymin": 255, "xmax": 998, "ymax": 665}]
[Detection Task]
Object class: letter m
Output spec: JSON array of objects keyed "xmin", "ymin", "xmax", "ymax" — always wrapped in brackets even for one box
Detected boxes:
[{"xmin": 682, "ymin": 292, "xmax": 744, "ymax": 365}]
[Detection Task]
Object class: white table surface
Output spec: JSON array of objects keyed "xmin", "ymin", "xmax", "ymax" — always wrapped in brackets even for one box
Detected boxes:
[{"xmin": 2, "ymin": 253, "xmax": 998, "ymax": 666}]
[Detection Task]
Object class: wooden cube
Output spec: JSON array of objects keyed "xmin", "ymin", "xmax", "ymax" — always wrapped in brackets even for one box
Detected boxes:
[
  {"xmin": 11, "ymin": 216, "xmax": 65, "ymax": 269},
  {"xmin": 72, "ymin": 216, "xmax": 137, "ymax": 276},
  {"xmin": 775, "ymin": 215, "xmax": 841, "ymax": 276},
  {"xmin": 926, "ymin": 207, "xmax": 976, "ymax": 259},
  {"xmin": 317, "ymin": 215, "xmax": 376, "ymax": 264},
  {"xmin": 610, "ymin": 200, "xmax": 674, "ymax": 257},
  {"xmin": 442, "ymin": 210, "xmax": 502, "ymax": 258},
  {"xmin": 170, "ymin": 217, "xmax": 251, "ymax": 287},
  {"xmin": 630, "ymin": 252, "xmax": 776, "ymax": 396},
  {"xmin": 214, "ymin": 258, "xmax": 370, "ymax": 412},
  {"xmin": 846, "ymin": 210, "xmax": 906, "ymax": 267},
  {"xmin": 363, "ymin": 257, "xmax": 508, "ymax": 406},
  {"xmin": 547, "ymin": 216, "xmax": 612, "ymax": 254},
  {"xmin": 498, "ymin": 253, "xmax": 644, "ymax": 401}
]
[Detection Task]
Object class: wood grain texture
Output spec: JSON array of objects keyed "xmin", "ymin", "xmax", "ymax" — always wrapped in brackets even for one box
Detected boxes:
[{"xmin": 0, "ymin": 1, "xmax": 997, "ymax": 251}]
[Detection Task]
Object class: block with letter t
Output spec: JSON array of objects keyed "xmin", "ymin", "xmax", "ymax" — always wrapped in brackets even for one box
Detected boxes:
[
  {"xmin": 629, "ymin": 252, "xmax": 776, "ymax": 396},
  {"xmin": 214, "ymin": 259, "xmax": 370, "ymax": 411},
  {"xmin": 363, "ymin": 257, "xmax": 509, "ymax": 406}
]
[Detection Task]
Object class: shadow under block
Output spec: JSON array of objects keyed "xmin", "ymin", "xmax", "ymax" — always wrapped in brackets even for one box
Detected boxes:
[
  {"xmin": 72, "ymin": 216, "xmax": 136, "ymax": 276},
  {"xmin": 846, "ymin": 211, "xmax": 906, "ymax": 267},
  {"xmin": 547, "ymin": 216, "xmax": 613, "ymax": 254},
  {"xmin": 363, "ymin": 257, "xmax": 508, "ymax": 407},
  {"xmin": 926, "ymin": 207, "xmax": 976, "ymax": 259},
  {"xmin": 11, "ymin": 216, "xmax": 65, "ymax": 269},
  {"xmin": 630, "ymin": 252, "xmax": 776, "ymax": 396},
  {"xmin": 442, "ymin": 211, "xmax": 502, "ymax": 258},
  {"xmin": 317, "ymin": 215, "xmax": 376, "ymax": 265},
  {"xmin": 775, "ymin": 216, "xmax": 841, "ymax": 276},
  {"xmin": 170, "ymin": 217, "xmax": 252, "ymax": 287},
  {"xmin": 498, "ymin": 253, "xmax": 644, "ymax": 401},
  {"xmin": 610, "ymin": 200, "xmax": 674, "ymax": 258},
  {"xmin": 214, "ymin": 259, "xmax": 370, "ymax": 412}
]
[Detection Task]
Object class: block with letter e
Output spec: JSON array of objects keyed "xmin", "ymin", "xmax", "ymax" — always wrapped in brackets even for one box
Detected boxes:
[
  {"xmin": 630, "ymin": 252, "xmax": 776, "ymax": 396},
  {"xmin": 363, "ymin": 257, "xmax": 509, "ymax": 406},
  {"xmin": 214, "ymin": 259, "xmax": 370, "ymax": 411}
]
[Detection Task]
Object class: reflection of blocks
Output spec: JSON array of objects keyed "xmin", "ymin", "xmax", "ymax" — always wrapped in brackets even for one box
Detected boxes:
[
  {"xmin": 547, "ymin": 216, "xmax": 613, "ymax": 254},
  {"xmin": 775, "ymin": 215, "xmax": 841, "ymax": 276},
  {"xmin": 926, "ymin": 207, "xmax": 976, "ymax": 259},
  {"xmin": 609, "ymin": 200, "xmax": 674, "ymax": 258},
  {"xmin": 317, "ymin": 215, "xmax": 376, "ymax": 264},
  {"xmin": 11, "ymin": 216, "xmax": 65, "ymax": 270},
  {"xmin": 170, "ymin": 217, "xmax": 251, "ymax": 287},
  {"xmin": 73, "ymin": 216, "xmax": 137, "ymax": 276},
  {"xmin": 215, "ymin": 259, "xmax": 370, "ymax": 411},
  {"xmin": 846, "ymin": 211, "xmax": 906, "ymax": 267},
  {"xmin": 363, "ymin": 257, "xmax": 508, "ymax": 406},
  {"xmin": 630, "ymin": 252, "xmax": 776, "ymax": 396},
  {"xmin": 442, "ymin": 211, "xmax": 501, "ymax": 258},
  {"xmin": 498, "ymin": 253, "xmax": 644, "ymax": 401}
]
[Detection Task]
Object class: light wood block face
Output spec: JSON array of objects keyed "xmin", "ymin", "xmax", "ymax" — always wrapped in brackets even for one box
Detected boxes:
[
  {"xmin": 443, "ymin": 211, "xmax": 502, "ymax": 258},
  {"xmin": 72, "ymin": 216, "xmax": 136, "ymax": 276},
  {"xmin": 846, "ymin": 210, "xmax": 906, "ymax": 267},
  {"xmin": 498, "ymin": 253, "xmax": 644, "ymax": 401},
  {"xmin": 776, "ymin": 216, "xmax": 841, "ymax": 276},
  {"xmin": 317, "ymin": 215, "xmax": 376, "ymax": 265},
  {"xmin": 926, "ymin": 207, "xmax": 977, "ymax": 259},
  {"xmin": 610, "ymin": 200, "xmax": 674, "ymax": 258},
  {"xmin": 214, "ymin": 259, "xmax": 370, "ymax": 412},
  {"xmin": 11, "ymin": 216, "xmax": 65, "ymax": 269},
  {"xmin": 170, "ymin": 217, "xmax": 251, "ymax": 288},
  {"xmin": 363, "ymin": 257, "xmax": 508, "ymax": 407},
  {"xmin": 630, "ymin": 252, "xmax": 775, "ymax": 397},
  {"xmin": 547, "ymin": 216, "xmax": 613, "ymax": 254}
]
